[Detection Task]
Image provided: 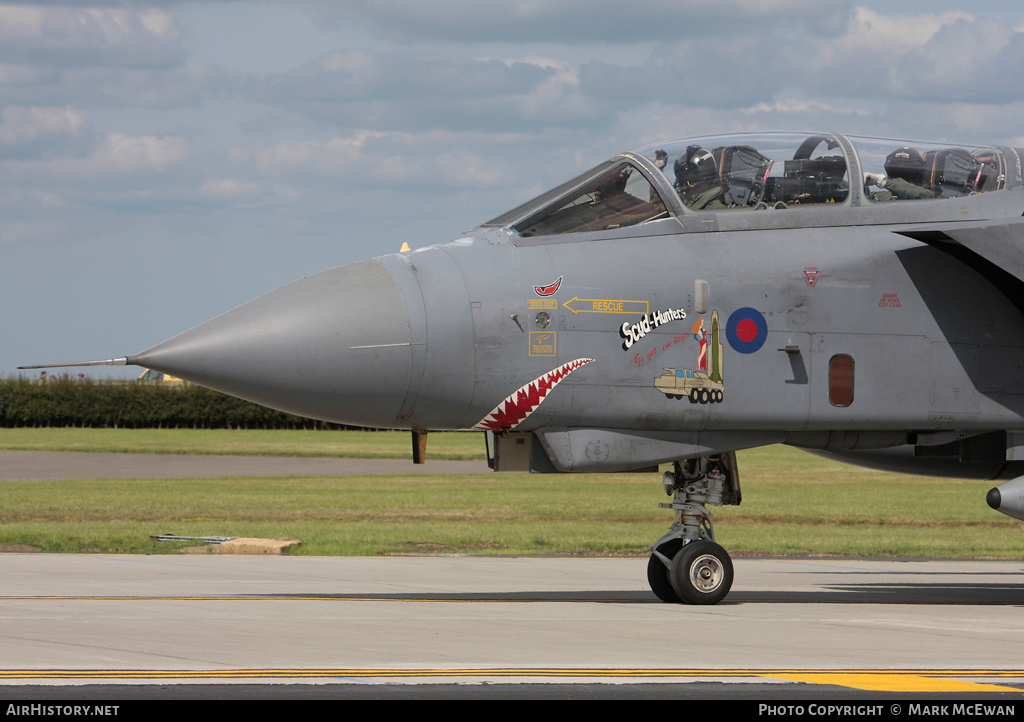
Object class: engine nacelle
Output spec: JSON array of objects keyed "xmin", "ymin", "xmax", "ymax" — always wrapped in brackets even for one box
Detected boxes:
[{"xmin": 987, "ymin": 477, "xmax": 1024, "ymax": 522}]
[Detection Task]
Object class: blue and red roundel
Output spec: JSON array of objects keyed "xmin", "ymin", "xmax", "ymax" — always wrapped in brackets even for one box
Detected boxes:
[{"xmin": 726, "ymin": 307, "xmax": 768, "ymax": 354}]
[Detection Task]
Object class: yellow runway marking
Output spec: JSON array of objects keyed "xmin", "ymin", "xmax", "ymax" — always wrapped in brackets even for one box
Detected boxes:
[{"xmin": 770, "ymin": 674, "xmax": 1019, "ymax": 693}]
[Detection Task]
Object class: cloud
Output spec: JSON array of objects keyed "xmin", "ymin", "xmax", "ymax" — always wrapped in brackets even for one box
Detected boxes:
[
  {"xmin": 0, "ymin": 5, "xmax": 223, "ymax": 111},
  {"xmin": 233, "ymin": 132, "xmax": 383, "ymax": 175},
  {"xmin": 260, "ymin": 49, "xmax": 549, "ymax": 103},
  {"xmin": 307, "ymin": 0, "xmax": 852, "ymax": 44},
  {"xmin": 91, "ymin": 133, "xmax": 190, "ymax": 173},
  {"xmin": 767, "ymin": 8, "xmax": 1024, "ymax": 106},
  {"xmin": 254, "ymin": 4, "xmax": 1017, "ymax": 146},
  {"xmin": 230, "ymin": 129, "xmax": 506, "ymax": 191},
  {"xmin": 250, "ymin": 49, "xmax": 600, "ymax": 131},
  {"xmin": 0, "ymin": 63, "xmax": 54, "ymax": 86},
  {"xmin": 533, "ymin": 5, "xmax": 1024, "ymax": 142},
  {"xmin": 1, "ymin": 131, "xmax": 193, "ymax": 196},
  {"xmin": 0, "ymin": 5, "xmax": 183, "ymax": 68},
  {"xmin": 0, "ymin": 105, "xmax": 90, "ymax": 159},
  {"xmin": 896, "ymin": 16, "xmax": 1020, "ymax": 102},
  {"xmin": 199, "ymin": 178, "xmax": 260, "ymax": 199},
  {"xmin": 0, "ymin": 62, "xmax": 229, "ymax": 111}
]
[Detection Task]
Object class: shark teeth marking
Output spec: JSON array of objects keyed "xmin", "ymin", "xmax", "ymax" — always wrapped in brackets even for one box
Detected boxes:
[{"xmin": 471, "ymin": 358, "xmax": 595, "ymax": 431}]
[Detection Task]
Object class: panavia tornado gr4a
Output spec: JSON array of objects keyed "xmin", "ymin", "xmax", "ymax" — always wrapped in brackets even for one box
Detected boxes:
[{"xmin": 24, "ymin": 131, "xmax": 1024, "ymax": 604}]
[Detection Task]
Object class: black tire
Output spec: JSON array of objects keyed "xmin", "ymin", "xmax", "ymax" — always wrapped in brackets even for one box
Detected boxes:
[
  {"xmin": 689, "ymin": 388, "xmax": 699, "ymax": 403},
  {"xmin": 646, "ymin": 538, "xmax": 684, "ymax": 603},
  {"xmin": 668, "ymin": 540, "xmax": 733, "ymax": 605}
]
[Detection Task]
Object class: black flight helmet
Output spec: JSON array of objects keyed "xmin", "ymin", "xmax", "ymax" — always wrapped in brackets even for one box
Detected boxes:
[
  {"xmin": 675, "ymin": 145, "xmax": 717, "ymax": 188},
  {"xmin": 885, "ymin": 147, "xmax": 925, "ymax": 185}
]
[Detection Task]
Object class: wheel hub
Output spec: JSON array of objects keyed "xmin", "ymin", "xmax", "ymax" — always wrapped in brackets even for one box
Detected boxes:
[{"xmin": 690, "ymin": 554, "xmax": 724, "ymax": 592}]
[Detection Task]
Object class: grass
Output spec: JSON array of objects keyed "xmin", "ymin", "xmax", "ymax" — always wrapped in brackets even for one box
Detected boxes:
[
  {"xmin": 1, "ymin": 433, "xmax": 1021, "ymax": 557},
  {"xmin": 0, "ymin": 427, "xmax": 485, "ymax": 460}
]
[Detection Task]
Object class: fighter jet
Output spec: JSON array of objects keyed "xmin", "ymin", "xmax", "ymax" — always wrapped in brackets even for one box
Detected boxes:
[{"xmin": 23, "ymin": 131, "xmax": 1024, "ymax": 604}]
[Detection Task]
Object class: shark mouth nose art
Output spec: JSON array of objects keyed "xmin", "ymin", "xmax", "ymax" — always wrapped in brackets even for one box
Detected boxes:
[{"xmin": 472, "ymin": 358, "xmax": 594, "ymax": 431}]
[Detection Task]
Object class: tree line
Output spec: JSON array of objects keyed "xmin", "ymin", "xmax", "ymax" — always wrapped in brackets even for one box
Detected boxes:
[{"xmin": 0, "ymin": 378, "xmax": 351, "ymax": 429}]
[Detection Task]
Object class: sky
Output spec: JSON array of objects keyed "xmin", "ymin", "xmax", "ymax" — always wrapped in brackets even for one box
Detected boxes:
[{"xmin": 4, "ymin": 0, "xmax": 1024, "ymax": 378}]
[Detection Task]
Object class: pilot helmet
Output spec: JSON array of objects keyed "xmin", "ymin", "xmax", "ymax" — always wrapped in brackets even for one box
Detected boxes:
[
  {"xmin": 884, "ymin": 147, "xmax": 925, "ymax": 185},
  {"xmin": 675, "ymin": 145, "xmax": 717, "ymax": 187}
]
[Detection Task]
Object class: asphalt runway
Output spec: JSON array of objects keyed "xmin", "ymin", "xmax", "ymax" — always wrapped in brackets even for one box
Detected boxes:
[{"xmin": 3, "ymin": 452, "xmax": 1024, "ymax": 701}]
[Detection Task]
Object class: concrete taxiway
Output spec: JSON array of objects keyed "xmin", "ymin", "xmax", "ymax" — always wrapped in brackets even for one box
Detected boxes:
[
  {"xmin": 2, "ymin": 554, "xmax": 1024, "ymax": 697},
  {"xmin": 2, "ymin": 451, "xmax": 1024, "ymax": 698}
]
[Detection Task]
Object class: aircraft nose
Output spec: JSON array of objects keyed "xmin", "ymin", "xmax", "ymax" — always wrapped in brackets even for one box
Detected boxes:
[{"xmin": 131, "ymin": 259, "xmax": 416, "ymax": 427}]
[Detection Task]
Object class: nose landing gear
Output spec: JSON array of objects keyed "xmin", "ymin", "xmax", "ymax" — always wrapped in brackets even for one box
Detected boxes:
[{"xmin": 646, "ymin": 453, "xmax": 741, "ymax": 604}]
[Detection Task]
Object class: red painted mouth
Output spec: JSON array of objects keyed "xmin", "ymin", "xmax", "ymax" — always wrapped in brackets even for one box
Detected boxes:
[
  {"xmin": 534, "ymin": 276, "xmax": 562, "ymax": 297},
  {"xmin": 472, "ymin": 358, "xmax": 594, "ymax": 431}
]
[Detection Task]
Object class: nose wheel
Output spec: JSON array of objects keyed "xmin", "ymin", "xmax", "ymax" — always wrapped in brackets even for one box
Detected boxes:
[
  {"xmin": 646, "ymin": 455, "xmax": 740, "ymax": 604},
  {"xmin": 670, "ymin": 540, "xmax": 733, "ymax": 604},
  {"xmin": 647, "ymin": 538, "xmax": 734, "ymax": 605}
]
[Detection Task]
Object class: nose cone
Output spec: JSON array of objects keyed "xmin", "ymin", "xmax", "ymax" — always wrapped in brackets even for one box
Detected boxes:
[{"xmin": 132, "ymin": 259, "xmax": 415, "ymax": 427}]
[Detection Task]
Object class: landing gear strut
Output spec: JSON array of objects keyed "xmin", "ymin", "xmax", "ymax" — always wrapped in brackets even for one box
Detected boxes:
[{"xmin": 646, "ymin": 454, "xmax": 740, "ymax": 604}]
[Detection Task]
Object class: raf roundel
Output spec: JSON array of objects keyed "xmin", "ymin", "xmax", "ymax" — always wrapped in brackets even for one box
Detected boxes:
[{"xmin": 725, "ymin": 307, "xmax": 768, "ymax": 354}]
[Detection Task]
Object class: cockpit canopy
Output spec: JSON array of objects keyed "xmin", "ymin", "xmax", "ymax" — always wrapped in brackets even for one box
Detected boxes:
[{"xmin": 488, "ymin": 132, "xmax": 1012, "ymax": 239}]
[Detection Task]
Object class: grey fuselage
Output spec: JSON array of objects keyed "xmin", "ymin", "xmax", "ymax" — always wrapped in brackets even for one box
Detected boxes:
[{"xmin": 129, "ymin": 131, "xmax": 1024, "ymax": 479}]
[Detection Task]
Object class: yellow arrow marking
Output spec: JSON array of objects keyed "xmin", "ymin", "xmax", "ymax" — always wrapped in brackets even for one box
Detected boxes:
[{"xmin": 562, "ymin": 297, "xmax": 648, "ymax": 315}]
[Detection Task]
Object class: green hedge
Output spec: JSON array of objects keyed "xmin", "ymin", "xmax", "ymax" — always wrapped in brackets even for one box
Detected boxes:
[{"xmin": 0, "ymin": 378, "xmax": 350, "ymax": 429}]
